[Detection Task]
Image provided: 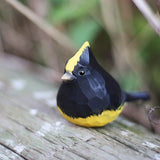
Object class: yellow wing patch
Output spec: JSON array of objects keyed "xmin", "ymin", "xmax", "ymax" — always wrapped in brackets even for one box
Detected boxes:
[
  {"xmin": 58, "ymin": 106, "xmax": 124, "ymax": 127},
  {"xmin": 66, "ymin": 41, "xmax": 90, "ymax": 73}
]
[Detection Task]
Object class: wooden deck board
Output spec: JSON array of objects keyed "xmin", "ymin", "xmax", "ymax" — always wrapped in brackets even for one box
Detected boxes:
[{"xmin": 0, "ymin": 54, "xmax": 159, "ymax": 160}]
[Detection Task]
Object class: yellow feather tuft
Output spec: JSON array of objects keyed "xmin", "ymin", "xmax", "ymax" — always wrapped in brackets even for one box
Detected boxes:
[{"xmin": 66, "ymin": 41, "xmax": 90, "ymax": 73}]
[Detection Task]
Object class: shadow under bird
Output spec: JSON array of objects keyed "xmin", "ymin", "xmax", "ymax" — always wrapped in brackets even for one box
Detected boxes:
[{"xmin": 57, "ymin": 41, "xmax": 150, "ymax": 127}]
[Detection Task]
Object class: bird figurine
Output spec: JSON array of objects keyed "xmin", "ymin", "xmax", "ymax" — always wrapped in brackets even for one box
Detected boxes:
[{"xmin": 57, "ymin": 41, "xmax": 149, "ymax": 127}]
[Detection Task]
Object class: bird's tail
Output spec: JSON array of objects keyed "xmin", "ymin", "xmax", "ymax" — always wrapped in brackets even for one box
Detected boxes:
[{"xmin": 125, "ymin": 91, "xmax": 150, "ymax": 102}]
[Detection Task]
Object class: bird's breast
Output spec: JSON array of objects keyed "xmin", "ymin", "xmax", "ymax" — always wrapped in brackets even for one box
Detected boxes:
[{"xmin": 57, "ymin": 71, "xmax": 112, "ymax": 118}]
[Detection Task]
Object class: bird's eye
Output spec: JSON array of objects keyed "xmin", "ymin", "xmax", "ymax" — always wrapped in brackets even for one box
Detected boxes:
[{"xmin": 78, "ymin": 70, "xmax": 85, "ymax": 76}]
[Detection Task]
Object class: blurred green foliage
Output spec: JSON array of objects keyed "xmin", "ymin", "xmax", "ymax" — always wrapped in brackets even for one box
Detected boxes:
[
  {"xmin": 68, "ymin": 19, "xmax": 100, "ymax": 47},
  {"xmin": 49, "ymin": 0, "xmax": 99, "ymax": 24},
  {"xmin": 48, "ymin": 0, "xmax": 101, "ymax": 47}
]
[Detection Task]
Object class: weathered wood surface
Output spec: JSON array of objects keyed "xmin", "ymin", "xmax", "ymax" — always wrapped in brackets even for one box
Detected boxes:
[{"xmin": 0, "ymin": 54, "xmax": 159, "ymax": 160}]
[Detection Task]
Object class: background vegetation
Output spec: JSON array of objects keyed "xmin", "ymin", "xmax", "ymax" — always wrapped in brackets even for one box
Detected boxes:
[{"xmin": 0, "ymin": 0, "xmax": 160, "ymax": 132}]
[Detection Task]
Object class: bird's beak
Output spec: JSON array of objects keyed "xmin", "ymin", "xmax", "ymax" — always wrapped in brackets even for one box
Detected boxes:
[{"xmin": 61, "ymin": 71, "xmax": 76, "ymax": 81}]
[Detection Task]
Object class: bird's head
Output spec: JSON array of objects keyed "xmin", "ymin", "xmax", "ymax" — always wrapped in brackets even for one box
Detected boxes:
[{"xmin": 61, "ymin": 41, "xmax": 93, "ymax": 82}]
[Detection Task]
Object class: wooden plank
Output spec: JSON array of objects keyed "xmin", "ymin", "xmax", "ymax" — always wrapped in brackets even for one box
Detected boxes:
[
  {"xmin": 0, "ymin": 54, "xmax": 159, "ymax": 160},
  {"xmin": 0, "ymin": 144, "xmax": 25, "ymax": 160}
]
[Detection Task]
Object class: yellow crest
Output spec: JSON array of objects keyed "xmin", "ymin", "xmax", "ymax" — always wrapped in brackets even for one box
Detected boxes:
[{"xmin": 66, "ymin": 41, "xmax": 90, "ymax": 73}]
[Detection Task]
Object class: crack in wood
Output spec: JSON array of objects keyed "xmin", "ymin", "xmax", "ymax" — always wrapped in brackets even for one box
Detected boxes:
[
  {"xmin": 66, "ymin": 149, "xmax": 90, "ymax": 160},
  {"xmin": 7, "ymin": 116, "xmax": 34, "ymax": 132},
  {"xmin": 98, "ymin": 131, "xmax": 153, "ymax": 159},
  {"xmin": 0, "ymin": 142, "xmax": 28, "ymax": 160}
]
